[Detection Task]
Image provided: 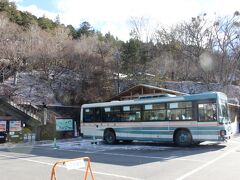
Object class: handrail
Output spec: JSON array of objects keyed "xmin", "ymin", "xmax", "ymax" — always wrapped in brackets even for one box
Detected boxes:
[
  {"xmin": 0, "ymin": 97, "xmax": 42, "ymax": 123},
  {"xmin": 7, "ymin": 100, "xmax": 42, "ymax": 122}
]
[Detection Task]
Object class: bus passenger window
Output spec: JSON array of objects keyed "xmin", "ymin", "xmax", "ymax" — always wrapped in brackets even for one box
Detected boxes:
[
  {"xmin": 83, "ymin": 108, "xmax": 94, "ymax": 122},
  {"xmin": 122, "ymin": 111, "xmax": 141, "ymax": 121},
  {"xmin": 102, "ymin": 107, "xmax": 111, "ymax": 122},
  {"xmin": 167, "ymin": 102, "xmax": 192, "ymax": 121},
  {"xmin": 143, "ymin": 103, "xmax": 166, "ymax": 121},
  {"xmin": 102, "ymin": 106, "xmax": 122, "ymax": 122},
  {"xmin": 198, "ymin": 103, "xmax": 216, "ymax": 122},
  {"xmin": 94, "ymin": 108, "xmax": 101, "ymax": 122},
  {"xmin": 122, "ymin": 105, "xmax": 141, "ymax": 122}
]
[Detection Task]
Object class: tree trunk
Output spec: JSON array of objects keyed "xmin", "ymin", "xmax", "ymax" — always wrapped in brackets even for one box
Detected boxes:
[{"xmin": 14, "ymin": 71, "xmax": 18, "ymax": 85}]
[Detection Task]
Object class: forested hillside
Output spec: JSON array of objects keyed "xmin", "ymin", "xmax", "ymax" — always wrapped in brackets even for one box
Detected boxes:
[{"xmin": 0, "ymin": 0, "xmax": 240, "ymax": 105}]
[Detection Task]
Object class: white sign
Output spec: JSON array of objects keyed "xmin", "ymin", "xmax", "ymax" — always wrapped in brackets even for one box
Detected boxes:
[
  {"xmin": 65, "ymin": 160, "xmax": 85, "ymax": 170},
  {"xmin": 9, "ymin": 121, "xmax": 22, "ymax": 131},
  {"xmin": 145, "ymin": 104, "xmax": 153, "ymax": 110},
  {"xmin": 169, "ymin": 103, "xmax": 178, "ymax": 109}
]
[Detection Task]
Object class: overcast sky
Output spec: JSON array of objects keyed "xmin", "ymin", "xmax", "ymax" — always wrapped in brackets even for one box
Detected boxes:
[{"xmin": 13, "ymin": 0, "xmax": 240, "ymax": 41}]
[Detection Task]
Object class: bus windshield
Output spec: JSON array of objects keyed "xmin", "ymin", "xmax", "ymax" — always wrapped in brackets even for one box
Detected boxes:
[{"xmin": 219, "ymin": 99, "xmax": 229, "ymax": 123}]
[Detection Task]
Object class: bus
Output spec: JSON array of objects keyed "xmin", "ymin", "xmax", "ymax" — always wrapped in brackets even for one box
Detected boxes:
[{"xmin": 80, "ymin": 92, "xmax": 232, "ymax": 146}]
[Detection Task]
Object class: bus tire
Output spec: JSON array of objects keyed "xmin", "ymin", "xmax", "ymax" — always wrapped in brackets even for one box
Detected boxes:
[
  {"xmin": 104, "ymin": 129, "xmax": 116, "ymax": 145},
  {"xmin": 174, "ymin": 129, "xmax": 192, "ymax": 147}
]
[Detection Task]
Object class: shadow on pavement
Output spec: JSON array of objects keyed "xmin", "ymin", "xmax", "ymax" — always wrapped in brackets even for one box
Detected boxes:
[{"xmin": 0, "ymin": 139, "xmax": 227, "ymax": 166}]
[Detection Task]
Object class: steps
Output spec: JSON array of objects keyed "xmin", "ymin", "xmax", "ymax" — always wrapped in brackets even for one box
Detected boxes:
[
  {"xmin": 0, "ymin": 97, "xmax": 43, "ymax": 124},
  {"xmin": 7, "ymin": 100, "xmax": 42, "ymax": 123}
]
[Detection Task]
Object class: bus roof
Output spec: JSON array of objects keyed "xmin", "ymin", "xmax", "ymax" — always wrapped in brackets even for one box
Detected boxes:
[{"xmin": 81, "ymin": 92, "xmax": 226, "ymax": 108}]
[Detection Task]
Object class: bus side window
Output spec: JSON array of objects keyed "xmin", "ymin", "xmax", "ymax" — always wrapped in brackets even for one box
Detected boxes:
[
  {"xmin": 167, "ymin": 102, "xmax": 193, "ymax": 121},
  {"xmin": 94, "ymin": 108, "xmax": 102, "ymax": 122},
  {"xmin": 198, "ymin": 103, "xmax": 216, "ymax": 122},
  {"xmin": 83, "ymin": 108, "xmax": 94, "ymax": 122},
  {"xmin": 122, "ymin": 105, "xmax": 141, "ymax": 122},
  {"xmin": 102, "ymin": 107, "xmax": 111, "ymax": 122}
]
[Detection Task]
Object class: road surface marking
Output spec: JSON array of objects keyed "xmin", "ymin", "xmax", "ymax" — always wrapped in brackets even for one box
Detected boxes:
[
  {"xmin": 0, "ymin": 153, "xmax": 142, "ymax": 180},
  {"xmin": 0, "ymin": 154, "xmax": 54, "ymax": 165},
  {"xmin": 176, "ymin": 145, "xmax": 240, "ymax": 180},
  {"xmin": 101, "ymin": 152, "xmax": 205, "ymax": 162},
  {"xmin": 32, "ymin": 145, "xmax": 205, "ymax": 163},
  {"xmin": 32, "ymin": 146, "xmax": 204, "ymax": 163}
]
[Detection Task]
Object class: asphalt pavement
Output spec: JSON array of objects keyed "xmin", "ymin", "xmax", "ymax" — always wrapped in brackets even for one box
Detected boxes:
[{"xmin": 0, "ymin": 137, "xmax": 240, "ymax": 180}]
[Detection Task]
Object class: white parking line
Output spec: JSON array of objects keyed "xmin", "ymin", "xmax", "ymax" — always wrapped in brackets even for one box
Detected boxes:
[
  {"xmin": 0, "ymin": 153, "xmax": 142, "ymax": 180},
  {"xmin": 101, "ymin": 152, "xmax": 205, "ymax": 162},
  {"xmin": 176, "ymin": 145, "xmax": 240, "ymax": 180},
  {"xmin": 34, "ymin": 146, "xmax": 204, "ymax": 163}
]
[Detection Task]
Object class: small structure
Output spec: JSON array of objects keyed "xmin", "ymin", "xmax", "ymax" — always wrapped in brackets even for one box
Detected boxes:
[
  {"xmin": 0, "ymin": 98, "xmax": 41, "ymax": 142},
  {"xmin": 46, "ymin": 105, "xmax": 80, "ymax": 138},
  {"xmin": 109, "ymin": 84, "xmax": 187, "ymax": 101}
]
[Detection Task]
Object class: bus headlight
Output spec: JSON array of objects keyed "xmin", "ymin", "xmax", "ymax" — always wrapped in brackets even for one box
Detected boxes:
[{"xmin": 220, "ymin": 130, "xmax": 226, "ymax": 137}]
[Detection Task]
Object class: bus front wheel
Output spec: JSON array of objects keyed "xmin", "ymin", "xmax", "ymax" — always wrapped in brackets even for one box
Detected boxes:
[
  {"xmin": 104, "ymin": 129, "xmax": 116, "ymax": 144},
  {"xmin": 174, "ymin": 130, "xmax": 192, "ymax": 147}
]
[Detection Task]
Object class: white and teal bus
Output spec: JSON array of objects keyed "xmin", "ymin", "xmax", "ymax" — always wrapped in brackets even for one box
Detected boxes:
[{"xmin": 81, "ymin": 92, "xmax": 232, "ymax": 146}]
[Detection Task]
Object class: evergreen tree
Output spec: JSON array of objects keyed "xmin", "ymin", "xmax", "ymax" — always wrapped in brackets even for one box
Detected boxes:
[
  {"xmin": 120, "ymin": 39, "xmax": 153, "ymax": 84},
  {"xmin": 77, "ymin": 21, "xmax": 95, "ymax": 38},
  {"xmin": 38, "ymin": 15, "xmax": 56, "ymax": 30},
  {"xmin": 67, "ymin": 25, "xmax": 78, "ymax": 39}
]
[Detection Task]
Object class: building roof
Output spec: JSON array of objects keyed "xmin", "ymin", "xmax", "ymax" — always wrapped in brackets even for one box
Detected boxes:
[{"xmin": 109, "ymin": 84, "xmax": 188, "ymax": 101}]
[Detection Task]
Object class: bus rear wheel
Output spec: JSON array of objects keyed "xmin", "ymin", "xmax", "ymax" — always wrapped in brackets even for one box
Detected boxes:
[
  {"xmin": 104, "ymin": 129, "xmax": 116, "ymax": 144},
  {"xmin": 174, "ymin": 130, "xmax": 192, "ymax": 147}
]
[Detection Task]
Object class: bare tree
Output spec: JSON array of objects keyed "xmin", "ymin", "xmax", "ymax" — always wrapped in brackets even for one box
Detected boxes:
[
  {"xmin": 0, "ymin": 15, "xmax": 30, "ymax": 85},
  {"xmin": 129, "ymin": 17, "xmax": 155, "ymax": 43},
  {"xmin": 211, "ymin": 12, "xmax": 240, "ymax": 85},
  {"xmin": 153, "ymin": 13, "xmax": 240, "ymax": 85}
]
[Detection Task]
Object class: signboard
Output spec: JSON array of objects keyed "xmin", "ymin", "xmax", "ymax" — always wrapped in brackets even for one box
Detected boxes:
[
  {"xmin": 0, "ymin": 121, "xmax": 6, "ymax": 132},
  {"xmin": 65, "ymin": 160, "xmax": 85, "ymax": 170},
  {"xmin": 9, "ymin": 121, "xmax": 22, "ymax": 132},
  {"xmin": 56, "ymin": 119, "xmax": 73, "ymax": 131}
]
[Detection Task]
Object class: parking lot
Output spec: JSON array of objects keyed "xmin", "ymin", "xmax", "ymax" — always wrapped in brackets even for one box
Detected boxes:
[{"xmin": 1, "ymin": 137, "xmax": 240, "ymax": 180}]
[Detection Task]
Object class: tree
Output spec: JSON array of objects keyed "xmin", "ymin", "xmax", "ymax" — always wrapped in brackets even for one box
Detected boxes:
[
  {"xmin": 0, "ymin": 16, "xmax": 31, "ymax": 85},
  {"xmin": 77, "ymin": 21, "xmax": 94, "ymax": 38},
  {"xmin": 0, "ymin": 0, "xmax": 10, "ymax": 11},
  {"xmin": 154, "ymin": 14, "xmax": 216, "ymax": 83},
  {"xmin": 129, "ymin": 17, "xmax": 154, "ymax": 43},
  {"xmin": 38, "ymin": 15, "xmax": 57, "ymax": 30},
  {"xmin": 154, "ymin": 12, "xmax": 240, "ymax": 86},
  {"xmin": 96, "ymin": 32, "xmax": 123, "ymax": 93},
  {"xmin": 211, "ymin": 12, "xmax": 240, "ymax": 85},
  {"xmin": 54, "ymin": 14, "xmax": 60, "ymax": 25},
  {"xmin": 120, "ymin": 39, "xmax": 153, "ymax": 84},
  {"xmin": 67, "ymin": 25, "xmax": 78, "ymax": 39}
]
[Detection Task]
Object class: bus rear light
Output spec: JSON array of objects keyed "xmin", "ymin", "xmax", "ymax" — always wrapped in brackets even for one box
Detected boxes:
[{"xmin": 220, "ymin": 130, "xmax": 226, "ymax": 137}]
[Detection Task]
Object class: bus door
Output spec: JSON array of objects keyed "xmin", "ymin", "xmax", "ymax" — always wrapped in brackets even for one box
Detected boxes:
[
  {"xmin": 197, "ymin": 101, "xmax": 218, "ymax": 141},
  {"xmin": 93, "ymin": 108, "xmax": 102, "ymax": 137}
]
